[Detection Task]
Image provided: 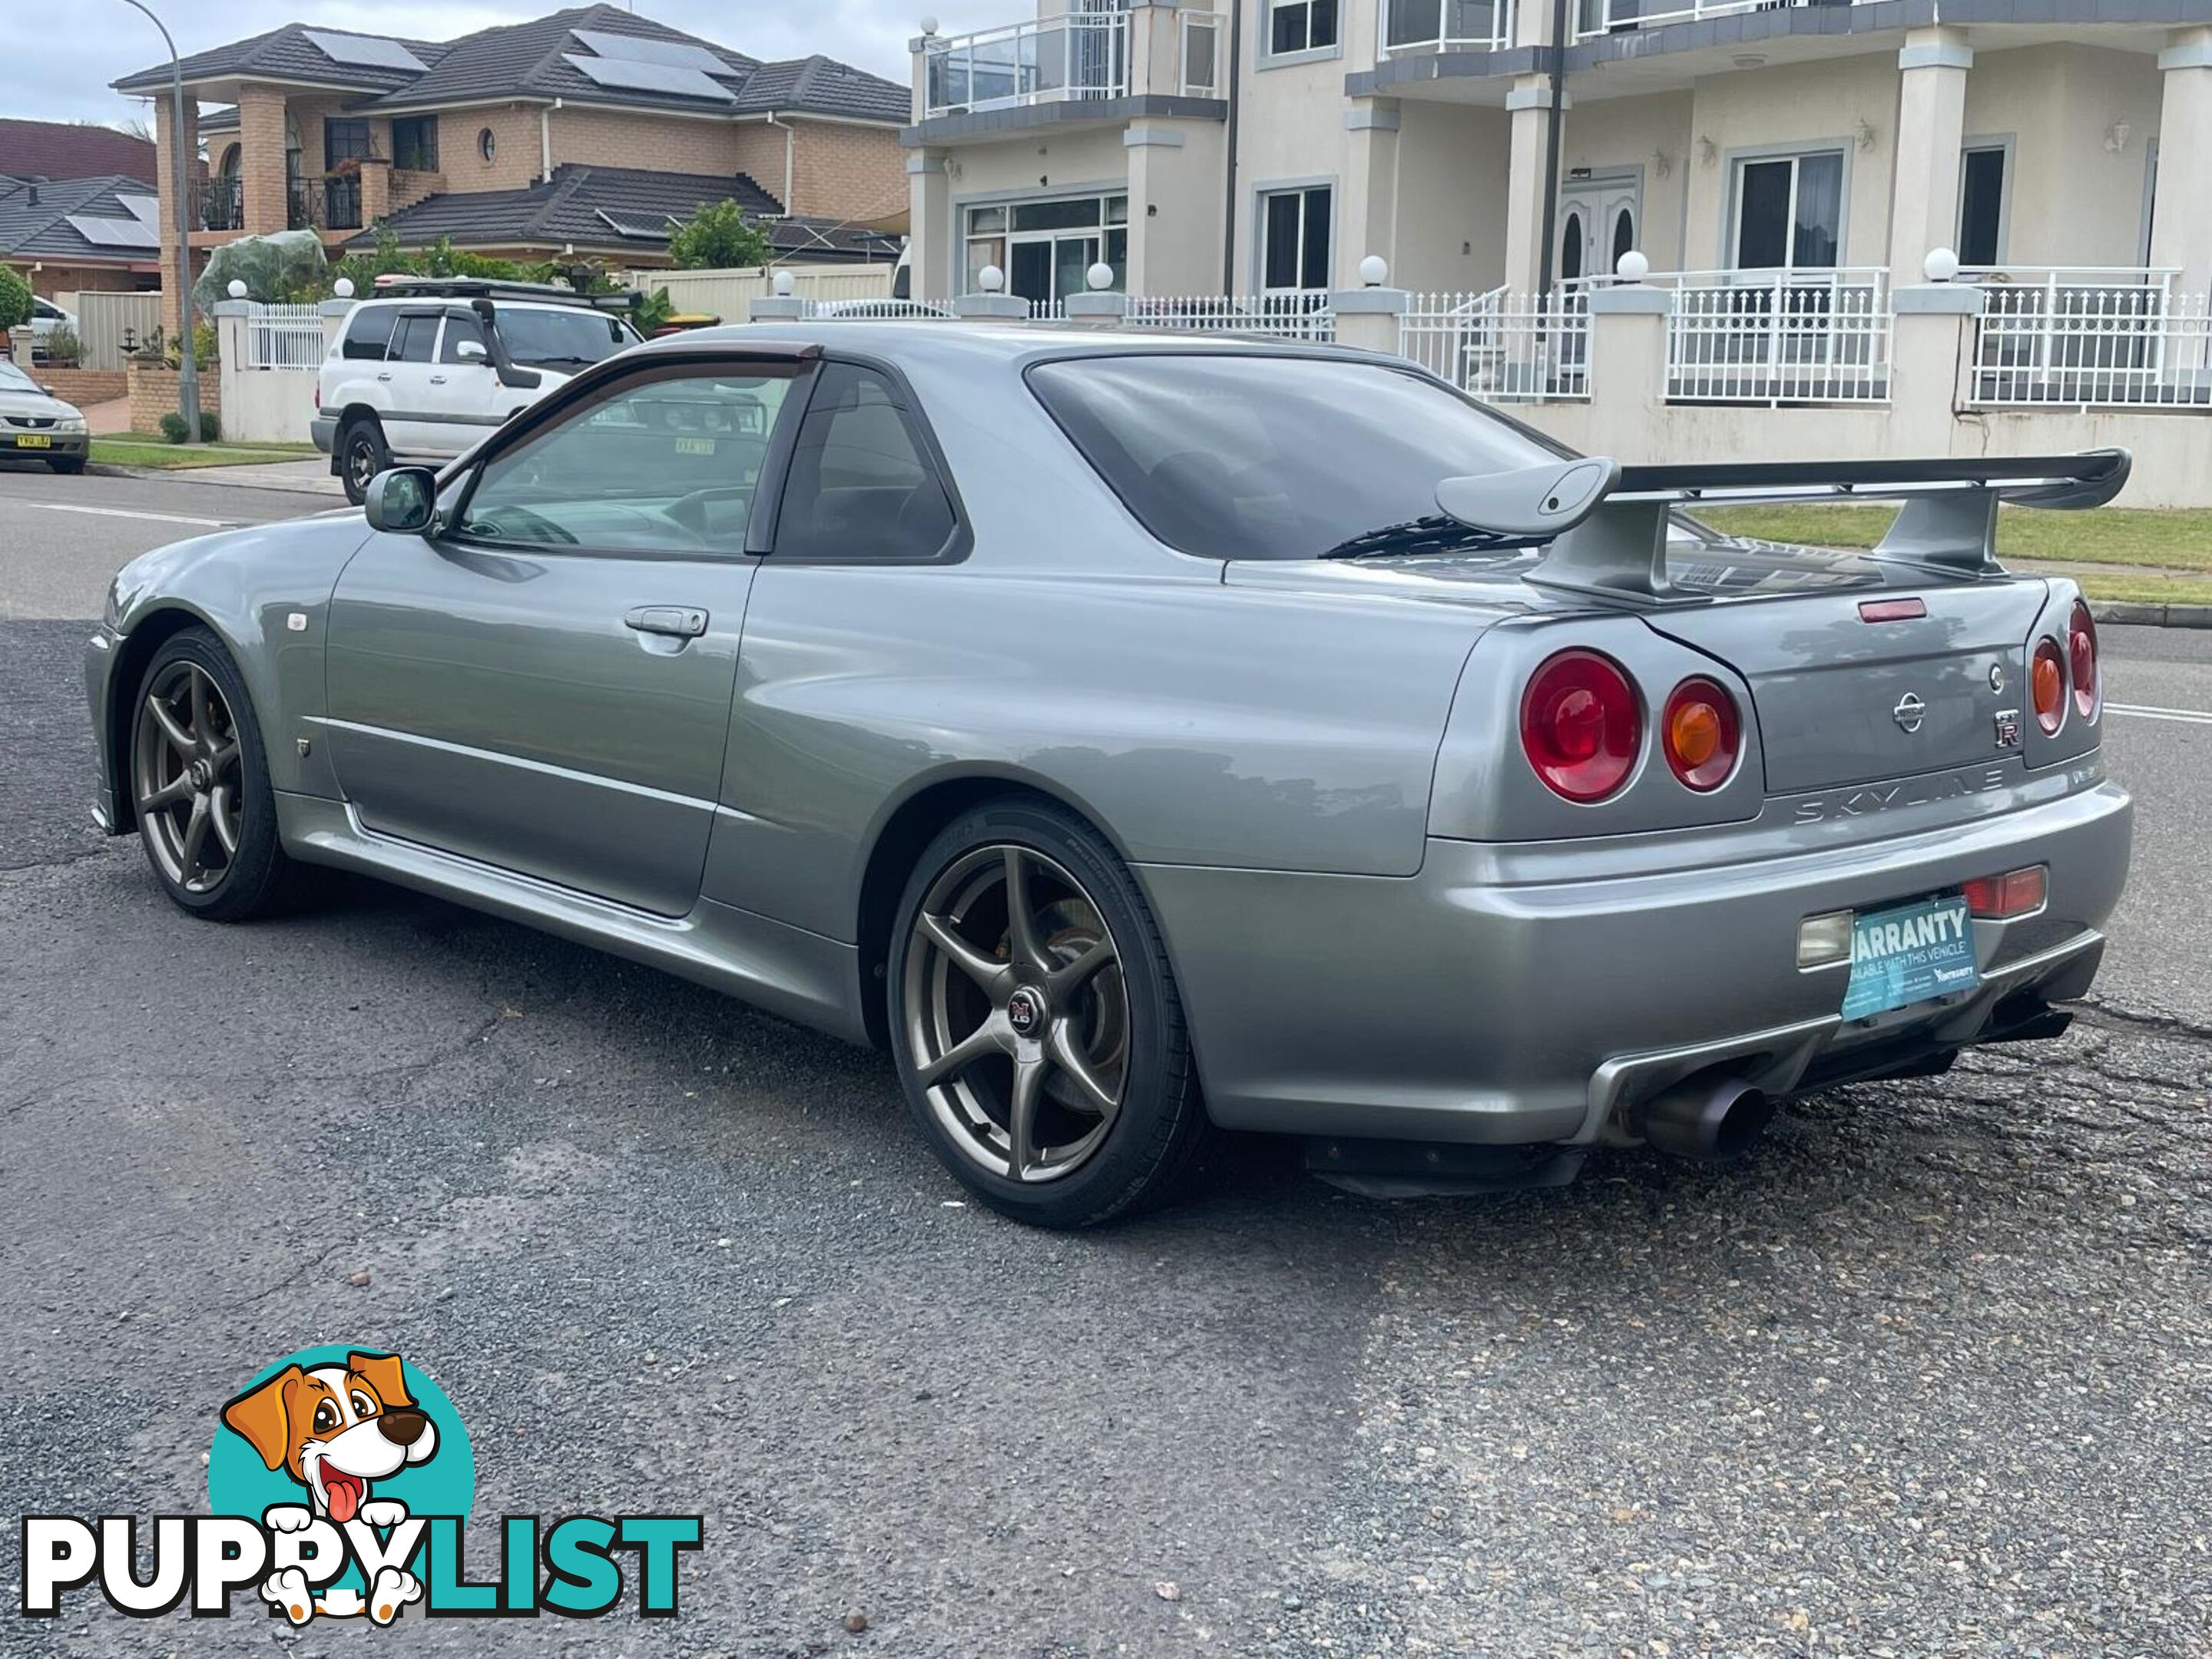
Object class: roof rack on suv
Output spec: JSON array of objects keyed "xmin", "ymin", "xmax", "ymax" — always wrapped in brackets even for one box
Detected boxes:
[{"xmin": 366, "ymin": 276, "xmax": 632, "ymax": 313}]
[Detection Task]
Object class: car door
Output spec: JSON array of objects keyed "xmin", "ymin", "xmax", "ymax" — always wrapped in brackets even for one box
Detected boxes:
[
  {"xmin": 376, "ymin": 309, "xmax": 447, "ymax": 459},
  {"xmin": 322, "ymin": 352, "xmax": 813, "ymax": 916}
]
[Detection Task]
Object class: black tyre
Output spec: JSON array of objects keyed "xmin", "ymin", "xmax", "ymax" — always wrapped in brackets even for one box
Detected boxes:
[
  {"xmin": 129, "ymin": 628, "xmax": 311, "ymax": 922},
  {"xmin": 48, "ymin": 455, "xmax": 86, "ymax": 475},
  {"xmin": 889, "ymin": 796, "xmax": 1211, "ymax": 1228},
  {"xmin": 338, "ymin": 414, "xmax": 389, "ymax": 506}
]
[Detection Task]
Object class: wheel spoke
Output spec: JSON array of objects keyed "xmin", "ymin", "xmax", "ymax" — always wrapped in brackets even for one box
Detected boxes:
[
  {"xmin": 1002, "ymin": 847, "xmax": 1047, "ymax": 973},
  {"xmin": 207, "ymin": 739, "xmax": 240, "ymax": 780},
  {"xmin": 916, "ymin": 1018, "xmax": 1003, "ymax": 1090},
  {"xmin": 1047, "ymin": 938, "xmax": 1116, "ymax": 1001},
  {"xmin": 138, "ymin": 773, "xmax": 194, "ymax": 813},
  {"xmin": 1006, "ymin": 1054, "xmax": 1045, "ymax": 1182},
  {"xmin": 210, "ymin": 786, "xmax": 240, "ymax": 856},
  {"xmin": 179, "ymin": 795, "xmax": 212, "ymax": 886},
  {"xmin": 919, "ymin": 912, "xmax": 1005, "ymax": 993},
  {"xmin": 1048, "ymin": 1022, "xmax": 1121, "ymax": 1121},
  {"xmin": 146, "ymin": 694, "xmax": 194, "ymax": 760},
  {"xmin": 188, "ymin": 668, "xmax": 214, "ymax": 756}
]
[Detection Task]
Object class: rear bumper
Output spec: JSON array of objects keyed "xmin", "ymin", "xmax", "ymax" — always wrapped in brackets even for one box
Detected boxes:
[{"xmin": 1140, "ymin": 773, "xmax": 2132, "ymax": 1147}]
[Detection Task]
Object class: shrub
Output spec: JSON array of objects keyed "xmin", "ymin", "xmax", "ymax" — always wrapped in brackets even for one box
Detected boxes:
[
  {"xmin": 157, "ymin": 411, "xmax": 189, "ymax": 444},
  {"xmin": 667, "ymin": 200, "xmax": 771, "ymax": 271},
  {"xmin": 0, "ymin": 266, "xmax": 31, "ymax": 333},
  {"xmin": 197, "ymin": 411, "xmax": 220, "ymax": 442},
  {"xmin": 41, "ymin": 324, "xmax": 82, "ymax": 367}
]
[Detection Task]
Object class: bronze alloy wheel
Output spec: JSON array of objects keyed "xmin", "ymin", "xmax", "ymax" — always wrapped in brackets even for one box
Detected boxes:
[
  {"xmin": 901, "ymin": 843, "xmax": 1130, "ymax": 1184},
  {"xmin": 132, "ymin": 657, "xmax": 244, "ymax": 895}
]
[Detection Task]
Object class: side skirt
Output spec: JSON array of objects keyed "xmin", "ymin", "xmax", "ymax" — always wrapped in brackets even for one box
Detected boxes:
[{"xmin": 275, "ymin": 791, "xmax": 872, "ymax": 1045}]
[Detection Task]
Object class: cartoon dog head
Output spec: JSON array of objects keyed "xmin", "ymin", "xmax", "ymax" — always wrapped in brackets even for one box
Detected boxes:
[{"xmin": 221, "ymin": 1351, "xmax": 438, "ymax": 1524}]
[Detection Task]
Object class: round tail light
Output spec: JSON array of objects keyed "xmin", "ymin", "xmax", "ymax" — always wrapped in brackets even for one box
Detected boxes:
[
  {"xmin": 1521, "ymin": 649, "xmax": 1641, "ymax": 803},
  {"xmin": 2032, "ymin": 637, "xmax": 2066, "ymax": 735},
  {"xmin": 2067, "ymin": 600, "xmax": 2098, "ymax": 720},
  {"xmin": 1661, "ymin": 677, "xmax": 1741, "ymax": 790}
]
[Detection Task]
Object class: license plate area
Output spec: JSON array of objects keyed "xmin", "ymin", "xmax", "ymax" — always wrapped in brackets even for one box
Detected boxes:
[
  {"xmin": 12, "ymin": 433, "xmax": 51, "ymax": 449},
  {"xmin": 1841, "ymin": 893, "xmax": 1979, "ymax": 1020}
]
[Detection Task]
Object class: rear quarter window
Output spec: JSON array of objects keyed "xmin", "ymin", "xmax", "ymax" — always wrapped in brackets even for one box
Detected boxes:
[{"xmin": 339, "ymin": 308, "xmax": 397, "ymax": 361}]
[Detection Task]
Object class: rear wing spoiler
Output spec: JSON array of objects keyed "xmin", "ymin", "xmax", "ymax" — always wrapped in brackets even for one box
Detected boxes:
[{"xmin": 1433, "ymin": 449, "xmax": 2131, "ymax": 603}]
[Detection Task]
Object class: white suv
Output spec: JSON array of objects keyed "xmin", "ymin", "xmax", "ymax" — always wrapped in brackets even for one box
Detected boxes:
[{"xmin": 312, "ymin": 279, "xmax": 643, "ymax": 504}]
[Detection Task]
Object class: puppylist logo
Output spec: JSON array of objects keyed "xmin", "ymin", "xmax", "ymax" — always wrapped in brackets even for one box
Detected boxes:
[{"xmin": 19, "ymin": 1346, "xmax": 702, "ymax": 1624}]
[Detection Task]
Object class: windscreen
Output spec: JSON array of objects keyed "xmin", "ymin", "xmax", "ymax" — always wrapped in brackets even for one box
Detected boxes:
[
  {"xmin": 1028, "ymin": 353, "xmax": 1561, "ymax": 561},
  {"xmin": 492, "ymin": 306, "xmax": 640, "ymax": 370}
]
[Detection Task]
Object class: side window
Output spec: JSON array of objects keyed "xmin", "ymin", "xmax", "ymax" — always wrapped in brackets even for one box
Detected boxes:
[
  {"xmin": 339, "ymin": 307, "xmax": 396, "ymax": 361},
  {"xmin": 456, "ymin": 366, "xmax": 800, "ymax": 554},
  {"xmin": 773, "ymin": 364, "xmax": 956, "ymax": 561},
  {"xmin": 439, "ymin": 312, "xmax": 488, "ymax": 365},
  {"xmin": 390, "ymin": 315, "xmax": 440, "ymax": 364}
]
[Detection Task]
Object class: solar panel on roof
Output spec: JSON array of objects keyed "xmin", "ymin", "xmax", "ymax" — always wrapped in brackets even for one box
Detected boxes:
[
  {"xmin": 118, "ymin": 195, "xmax": 162, "ymax": 232},
  {"xmin": 66, "ymin": 215, "xmax": 158, "ymax": 250},
  {"xmin": 594, "ymin": 209, "xmax": 678, "ymax": 239},
  {"xmin": 571, "ymin": 28, "xmax": 734, "ymax": 75},
  {"xmin": 303, "ymin": 30, "xmax": 427, "ymax": 73},
  {"xmin": 561, "ymin": 53, "xmax": 734, "ymax": 102}
]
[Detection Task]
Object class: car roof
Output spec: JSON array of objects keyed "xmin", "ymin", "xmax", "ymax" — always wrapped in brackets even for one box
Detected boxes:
[{"xmin": 635, "ymin": 320, "xmax": 1378, "ymax": 371}]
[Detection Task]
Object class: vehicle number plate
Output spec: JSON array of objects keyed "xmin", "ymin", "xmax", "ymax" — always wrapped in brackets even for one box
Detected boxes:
[
  {"xmin": 674, "ymin": 436, "xmax": 716, "ymax": 455},
  {"xmin": 13, "ymin": 434, "xmax": 51, "ymax": 449},
  {"xmin": 1840, "ymin": 893, "xmax": 1979, "ymax": 1020}
]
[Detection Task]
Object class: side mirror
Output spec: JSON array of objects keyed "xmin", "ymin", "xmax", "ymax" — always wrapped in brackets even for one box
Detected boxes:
[
  {"xmin": 455, "ymin": 339, "xmax": 488, "ymax": 363},
  {"xmin": 363, "ymin": 466, "xmax": 437, "ymax": 535}
]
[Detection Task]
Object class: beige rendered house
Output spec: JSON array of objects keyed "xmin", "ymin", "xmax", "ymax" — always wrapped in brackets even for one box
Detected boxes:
[{"xmin": 114, "ymin": 4, "xmax": 912, "ymax": 333}]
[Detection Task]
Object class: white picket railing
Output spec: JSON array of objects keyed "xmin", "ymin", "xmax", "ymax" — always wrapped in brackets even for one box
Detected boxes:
[
  {"xmin": 1662, "ymin": 267, "xmax": 1889, "ymax": 404},
  {"xmin": 242, "ymin": 304, "xmax": 326, "ymax": 371},
  {"xmin": 1399, "ymin": 289, "xmax": 1591, "ymax": 402},
  {"xmin": 1965, "ymin": 270, "xmax": 2212, "ymax": 409},
  {"xmin": 1575, "ymin": 0, "xmax": 1875, "ymax": 38},
  {"xmin": 1123, "ymin": 291, "xmax": 1335, "ymax": 340},
  {"xmin": 1380, "ymin": 0, "xmax": 1515, "ymax": 55},
  {"xmin": 922, "ymin": 9, "xmax": 1130, "ymax": 117}
]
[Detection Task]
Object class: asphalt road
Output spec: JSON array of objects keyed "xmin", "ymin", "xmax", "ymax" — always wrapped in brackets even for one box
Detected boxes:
[{"xmin": 2, "ymin": 470, "xmax": 2208, "ymax": 1657}]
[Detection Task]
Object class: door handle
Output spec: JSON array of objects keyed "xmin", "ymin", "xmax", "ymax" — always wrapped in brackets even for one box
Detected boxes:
[{"xmin": 624, "ymin": 605, "xmax": 708, "ymax": 639}]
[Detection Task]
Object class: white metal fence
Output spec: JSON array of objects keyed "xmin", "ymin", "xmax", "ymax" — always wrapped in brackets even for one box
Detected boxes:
[
  {"xmin": 1124, "ymin": 291, "xmax": 1335, "ymax": 340},
  {"xmin": 241, "ymin": 304, "xmax": 326, "ymax": 370},
  {"xmin": 637, "ymin": 265, "xmax": 895, "ymax": 324},
  {"xmin": 923, "ymin": 8, "xmax": 1130, "ymax": 117},
  {"xmin": 1399, "ymin": 289, "xmax": 1591, "ymax": 402},
  {"xmin": 1663, "ymin": 267, "xmax": 1890, "ymax": 404},
  {"xmin": 1965, "ymin": 270, "xmax": 2212, "ymax": 409}
]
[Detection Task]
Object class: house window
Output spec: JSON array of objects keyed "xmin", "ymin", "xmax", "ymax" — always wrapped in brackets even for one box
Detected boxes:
[
  {"xmin": 962, "ymin": 193, "xmax": 1128, "ymax": 303},
  {"xmin": 324, "ymin": 119, "xmax": 373, "ymax": 172},
  {"xmin": 1958, "ymin": 144, "xmax": 2006, "ymax": 267},
  {"xmin": 1260, "ymin": 185, "xmax": 1332, "ymax": 290},
  {"xmin": 392, "ymin": 118, "xmax": 439, "ymax": 174},
  {"xmin": 1731, "ymin": 149, "xmax": 1843, "ymax": 269},
  {"xmin": 1269, "ymin": 0, "xmax": 1339, "ymax": 55},
  {"xmin": 478, "ymin": 127, "xmax": 497, "ymax": 165}
]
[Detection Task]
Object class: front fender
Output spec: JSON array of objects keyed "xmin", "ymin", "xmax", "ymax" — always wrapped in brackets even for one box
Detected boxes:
[{"xmin": 94, "ymin": 514, "xmax": 377, "ymax": 826}]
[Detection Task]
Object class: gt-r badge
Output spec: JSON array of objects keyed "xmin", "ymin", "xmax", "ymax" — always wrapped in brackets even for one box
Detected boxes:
[
  {"xmin": 1893, "ymin": 692, "xmax": 1927, "ymax": 733},
  {"xmin": 1994, "ymin": 707, "xmax": 2022, "ymax": 748}
]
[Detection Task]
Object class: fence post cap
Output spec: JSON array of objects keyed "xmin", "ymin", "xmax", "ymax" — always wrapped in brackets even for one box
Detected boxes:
[
  {"xmin": 1087, "ymin": 262, "xmax": 1115, "ymax": 292},
  {"xmin": 977, "ymin": 264, "xmax": 1005, "ymax": 293},
  {"xmin": 1614, "ymin": 250, "xmax": 1650, "ymax": 283},
  {"xmin": 1923, "ymin": 247, "xmax": 1960, "ymax": 283},
  {"xmin": 209, "ymin": 300, "xmax": 253, "ymax": 318},
  {"xmin": 333, "ymin": 277, "xmax": 355, "ymax": 298},
  {"xmin": 772, "ymin": 269, "xmax": 796, "ymax": 296},
  {"xmin": 1332, "ymin": 284, "xmax": 1409, "ymax": 316},
  {"xmin": 1359, "ymin": 255, "xmax": 1389, "ymax": 287}
]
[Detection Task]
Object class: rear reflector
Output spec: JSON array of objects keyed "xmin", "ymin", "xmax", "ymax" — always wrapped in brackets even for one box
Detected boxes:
[
  {"xmin": 1858, "ymin": 598, "xmax": 1928, "ymax": 623},
  {"xmin": 1796, "ymin": 909, "xmax": 1856, "ymax": 969},
  {"xmin": 1964, "ymin": 866, "xmax": 2047, "ymax": 919}
]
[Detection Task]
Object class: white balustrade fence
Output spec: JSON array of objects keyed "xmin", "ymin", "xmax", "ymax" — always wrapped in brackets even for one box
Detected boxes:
[
  {"xmin": 1663, "ymin": 267, "xmax": 1890, "ymax": 404},
  {"xmin": 1123, "ymin": 291, "xmax": 1335, "ymax": 340},
  {"xmin": 923, "ymin": 9, "xmax": 1130, "ymax": 117},
  {"xmin": 1399, "ymin": 289, "xmax": 1591, "ymax": 402},
  {"xmin": 242, "ymin": 304, "xmax": 327, "ymax": 371},
  {"xmin": 1967, "ymin": 271, "xmax": 2212, "ymax": 409}
]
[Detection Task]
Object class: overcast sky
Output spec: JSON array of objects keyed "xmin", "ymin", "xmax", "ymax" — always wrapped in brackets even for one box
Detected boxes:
[{"xmin": 2, "ymin": 1, "xmax": 1016, "ymax": 128}]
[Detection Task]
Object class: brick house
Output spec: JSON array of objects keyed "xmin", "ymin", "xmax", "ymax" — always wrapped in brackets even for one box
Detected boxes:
[
  {"xmin": 113, "ymin": 4, "xmax": 912, "ymax": 331},
  {"xmin": 0, "ymin": 174, "xmax": 164, "ymax": 302}
]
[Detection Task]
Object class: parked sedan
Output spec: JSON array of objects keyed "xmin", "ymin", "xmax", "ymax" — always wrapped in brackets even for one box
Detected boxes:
[
  {"xmin": 83, "ymin": 324, "xmax": 2131, "ymax": 1227},
  {"xmin": 0, "ymin": 358, "xmax": 89, "ymax": 472}
]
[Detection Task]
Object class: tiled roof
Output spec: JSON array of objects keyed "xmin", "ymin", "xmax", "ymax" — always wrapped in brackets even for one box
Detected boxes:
[
  {"xmin": 0, "ymin": 174, "xmax": 163, "ymax": 266},
  {"xmin": 114, "ymin": 25, "xmax": 449, "ymax": 95},
  {"xmin": 200, "ymin": 107, "xmax": 241, "ymax": 135},
  {"xmin": 0, "ymin": 119, "xmax": 159, "ymax": 180},
  {"xmin": 113, "ymin": 7, "xmax": 905, "ymax": 127},
  {"xmin": 349, "ymin": 163, "xmax": 895, "ymax": 263}
]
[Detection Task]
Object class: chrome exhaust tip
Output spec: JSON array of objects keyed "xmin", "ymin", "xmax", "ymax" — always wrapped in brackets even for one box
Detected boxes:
[{"xmin": 1635, "ymin": 1074, "xmax": 1776, "ymax": 1163}]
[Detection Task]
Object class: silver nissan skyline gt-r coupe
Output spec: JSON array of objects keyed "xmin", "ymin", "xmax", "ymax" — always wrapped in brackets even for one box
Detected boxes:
[{"xmin": 84, "ymin": 323, "xmax": 2133, "ymax": 1228}]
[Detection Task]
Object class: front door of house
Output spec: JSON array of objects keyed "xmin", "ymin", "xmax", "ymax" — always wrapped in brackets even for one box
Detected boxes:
[{"xmin": 1557, "ymin": 176, "xmax": 1641, "ymax": 286}]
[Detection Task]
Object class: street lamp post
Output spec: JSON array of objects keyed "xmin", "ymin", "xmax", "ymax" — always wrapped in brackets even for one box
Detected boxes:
[{"xmin": 118, "ymin": 0, "xmax": 199, "ymax": 445}]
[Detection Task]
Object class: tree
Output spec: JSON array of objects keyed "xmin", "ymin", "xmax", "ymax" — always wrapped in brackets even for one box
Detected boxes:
[
  {"xmin": 667, "ymin": 200, "xmax": 772, "ymax": 272},
  {"xmin": 0, "ymin": 265, "xmax": 33, "ymax": 335}
]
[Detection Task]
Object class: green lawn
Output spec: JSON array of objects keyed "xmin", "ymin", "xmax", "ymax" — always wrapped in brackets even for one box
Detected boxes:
[
  {"xmin": 92, "ymin": 439, "xmax": 322, "ymax": 470},
  {"xmin": 1697, "ymin": 502, "xmax": 2212, "ymax": 606}
]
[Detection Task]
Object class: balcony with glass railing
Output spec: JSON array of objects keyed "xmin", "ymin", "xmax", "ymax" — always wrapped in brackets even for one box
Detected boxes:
[
  {"xmin": 1380, "ymin": 0, "xmax": 1515, "ymax": 56},
  {"xmin": 917, "ymin": 7, "xmax": 1226, "ymax": 121},
  {"xmin": 1575, "ymin": 0, "xmax": 1866, "ymax": 40}
]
